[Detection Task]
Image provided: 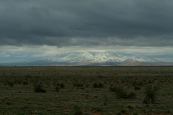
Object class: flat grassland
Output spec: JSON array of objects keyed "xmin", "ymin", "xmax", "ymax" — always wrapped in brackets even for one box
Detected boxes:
[{"xmin": 0, "ymin": 67, "xmax": 173, "ymax": 115}]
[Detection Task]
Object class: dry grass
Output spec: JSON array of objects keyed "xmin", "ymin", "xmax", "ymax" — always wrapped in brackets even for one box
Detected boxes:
[{"xmin": 0, "ymin": 66, "xmax": 172, "ymax": 114}]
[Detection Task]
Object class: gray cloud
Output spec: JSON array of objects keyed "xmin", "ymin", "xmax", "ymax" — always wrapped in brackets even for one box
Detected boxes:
[{"xmin": 0, "ymin": 0, "xmax": 173, "ymax": 46}]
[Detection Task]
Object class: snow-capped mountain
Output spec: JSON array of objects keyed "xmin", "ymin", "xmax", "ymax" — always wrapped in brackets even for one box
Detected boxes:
[
  {"xmin": 59, "ymin": 51, "xmax": 126, "ymax": 64},
  {"xmin": 0, "ymin": 51, "xmax": 172, "ymax": 66}
]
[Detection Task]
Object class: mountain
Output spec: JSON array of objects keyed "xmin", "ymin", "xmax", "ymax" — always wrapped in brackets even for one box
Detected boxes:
[
  {"xmin": 119, "ymin": 59, "xmax": 143, "ymax": 66},
  {"xmin": 1, "ymin": 59, "xmax": 173, "ymax": 66},
  {"xmin": 0, "ymin": 51, "xmax": 173, "ymax": 66},
  {"xmin": 119, "ymin": 59, "xmax": 173, "ymax": 66}
]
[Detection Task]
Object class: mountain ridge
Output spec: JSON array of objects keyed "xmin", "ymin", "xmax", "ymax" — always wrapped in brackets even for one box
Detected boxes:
[{"xmin": 1, "ymin": 59, "xmax": 173, "ymax": 66}]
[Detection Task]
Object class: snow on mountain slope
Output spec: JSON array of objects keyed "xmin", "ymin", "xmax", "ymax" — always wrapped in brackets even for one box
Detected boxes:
[
  {"xmin": 1, "ymin": 50, "xmax": 167, "ymax": 66},
  {"xmin": 59, "ymin": 51, "xmax": 127, "ymax": 64}
]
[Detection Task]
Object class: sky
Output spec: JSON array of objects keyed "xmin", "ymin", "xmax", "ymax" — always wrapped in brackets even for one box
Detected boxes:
[{"xmin": 0, "ymin": 0, "xmax": 173, "ymax": 65}]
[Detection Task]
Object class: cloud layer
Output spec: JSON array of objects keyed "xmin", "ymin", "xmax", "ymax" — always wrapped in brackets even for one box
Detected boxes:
[
  {"xmin": 0, "ymin": 0, "xmax": 173, "ymax": 46},
  {"xmin": 0, "ymin": 0, "xmax": 173, "ymax": 64}
]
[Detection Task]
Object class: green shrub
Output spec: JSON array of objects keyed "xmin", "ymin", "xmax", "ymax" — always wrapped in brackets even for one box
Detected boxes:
[
  {"xmin": 55, "ymin": 82, "xmax": 65, "ymax": 92},
  {"xmin": 93, "ymin": 82, "xmax": 104, "ymax": 88},
  {"xmin": 73, "ymin": 82, "xmax": 84, "ymax": 89},
  {"xmin": 132, "ymin": 81, "xmax": 142, "ymax": 90},
  {"xmin": 34, "ymin": 82, "xmax": 46, "ymax": 93},
  {"xmin": 71, "ymin": 105, "xmax": 83, "ymax": 115},
  {"xmin": 6, "ymin": 81, "xmax": 14, "ymax": 87},
  {"xmin": 109, "ymin": 85, "xmax": 136, "ymax": 99},
  {"xmin": 143, "ymin": 85, "xmax": 158, "ymax": 104}
]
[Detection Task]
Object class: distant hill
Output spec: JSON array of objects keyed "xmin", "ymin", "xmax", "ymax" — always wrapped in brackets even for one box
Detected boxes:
[
  {"xmin": 0, "ymin": 51, "xmax": 173, "ymax": 66},
  {"xmin": 1, "ymin": 59, "xmax": 173, "ymax": 66}
]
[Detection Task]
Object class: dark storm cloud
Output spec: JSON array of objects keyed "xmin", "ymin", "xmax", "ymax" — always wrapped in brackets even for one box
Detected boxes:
[{"xmin": 0, "ymin": 0, "xmax": 173, "ymax": 46}]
